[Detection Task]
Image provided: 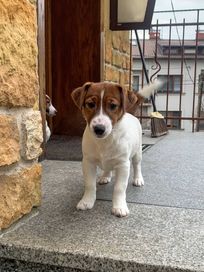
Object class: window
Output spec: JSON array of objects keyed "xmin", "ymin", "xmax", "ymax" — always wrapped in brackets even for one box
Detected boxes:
[
  {"xmin": 163, "ymin": 47, "xmax": 179, "ymax": 55},
  {"xmin": 157, "ymin": 75, "xmax": 182, "ymax": 93},
  {"xmin": 184, "ymin": 48, "xmax": 196, "ymax": 55},
  {"xmin": 133, "ymin": 75, "xmax": 139, "ymax": 91},
  {"xmin": 160, "ymin": 111, "xmax": 181, "ymax": 129}
]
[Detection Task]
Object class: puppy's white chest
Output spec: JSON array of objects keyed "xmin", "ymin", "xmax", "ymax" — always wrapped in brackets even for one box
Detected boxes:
[
  {"xmin": 83, "ymin": 130, "xmax": 129, "ymax": 171},
  {"xmin": 95, "ymin": 142, "xmax": 117, "ymax": 171},
  {"xmin": 83, "ymin": 113, "xmax": 141, "ymax": 171}
]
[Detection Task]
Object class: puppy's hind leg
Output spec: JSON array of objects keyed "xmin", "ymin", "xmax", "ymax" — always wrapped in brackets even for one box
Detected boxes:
[
  {"xmin": 98, "ymin": 171, "xmax": 112, "ymax": 185},
  {"xmin": 77, "ymin": 158, "xmax": 97, "ymax": 210},
  {"xmin": 132, "ymin": 152, "xmax": 144, "ymax": 187}
]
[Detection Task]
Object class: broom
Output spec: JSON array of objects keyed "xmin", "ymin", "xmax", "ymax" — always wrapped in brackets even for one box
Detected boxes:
[{"xmin": 135, "ymin": 30, "xmax": 168, "ymax": 137}]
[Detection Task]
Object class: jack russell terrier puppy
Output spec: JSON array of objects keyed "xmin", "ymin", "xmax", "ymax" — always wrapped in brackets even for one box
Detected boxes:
[
  {"xmin": 71, "ymin": 81, "xmax": 160, "ymax": 217},
  {"xmin": 46, "ymin": 95, "xmax": 57, "ymax": 142}
]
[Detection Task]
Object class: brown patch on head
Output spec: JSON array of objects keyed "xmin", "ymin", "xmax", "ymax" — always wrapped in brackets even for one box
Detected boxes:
[
  {"xmin": 46, "ymin": 95, "xmax": 51, "ymax": 108},
  {"xmin": 102, "ymin": 83, "xmax": 125, "ymax": 125},
  {"xmin": 71, "ymin": 82, "xmax": 92, "ymax": 109},
  {"xmin": 72, "ymin": 82, "xmax": 125, "ymax": 125},
  {"xmin": 82, "ymin": 84, "xmax": 103, "ymax": 124},
  {"xmin": 71, "ymin": 82, "xmax": 104, "ymax": 124},
  {"xmin": 71, "ymin": 82, "xmax": 144, "ymax": 126}
]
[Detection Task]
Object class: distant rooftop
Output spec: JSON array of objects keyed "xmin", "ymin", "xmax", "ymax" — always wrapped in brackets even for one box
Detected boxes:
[{"xmin": 132, "ymin": 30, "xmax": 204, "ymax": 59}]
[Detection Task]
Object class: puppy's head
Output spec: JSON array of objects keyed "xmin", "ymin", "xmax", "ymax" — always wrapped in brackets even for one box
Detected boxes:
[
  {"xmin": 71, "ymin": 82, "xmax": 143, "ymax": 139},
  {"xmin": 46, "ymin": 95, "xmax": 57, "ymax": 117}
]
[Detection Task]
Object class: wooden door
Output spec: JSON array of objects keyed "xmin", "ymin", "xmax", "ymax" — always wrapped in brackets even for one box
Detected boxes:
[{"xmin": 49, "ymin": 0, "xmax": 101, "ymax": 136}]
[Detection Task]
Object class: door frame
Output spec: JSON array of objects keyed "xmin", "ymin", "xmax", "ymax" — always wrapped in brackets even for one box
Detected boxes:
[
  {"xmin": 37, "ymin": 0, "xmax": 104, "ymax": 146},
  {"xmin": 37, "ymin": 0, "xmax": 47, "ymax": 155}
]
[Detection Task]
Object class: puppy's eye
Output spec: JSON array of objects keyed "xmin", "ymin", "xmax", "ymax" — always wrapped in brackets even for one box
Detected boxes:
[
  {"xmin": 86, "ymin": 102, "xmax": 96, "ymax": 109},
  {"xmin": 109, "ymin": 103, "xmax": 118, "ymax": 111}
]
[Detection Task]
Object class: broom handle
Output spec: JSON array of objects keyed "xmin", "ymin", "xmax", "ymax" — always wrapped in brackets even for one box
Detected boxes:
[{"xmin": 135, "ymin": 30, "xmax": 157, "ymax": 112}]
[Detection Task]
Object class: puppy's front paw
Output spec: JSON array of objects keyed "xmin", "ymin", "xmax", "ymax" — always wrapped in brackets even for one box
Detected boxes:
[
  {"xmin": 98, "ymin": 176, "xmax": 111, "ymax": 185},
  {"xmin": 77, "ymin": 197, "xmax": 95, "ymax": 210},
  {"xmin": 132, "ymin": 176, "xmax": 144, "ymax": 187},
  {"xmin": 112, "ymin": 205, "xmax": 129, "ymax": 218}
]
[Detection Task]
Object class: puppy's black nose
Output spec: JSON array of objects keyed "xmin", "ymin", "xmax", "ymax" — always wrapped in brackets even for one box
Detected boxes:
[{"xmin": 94, "ymin": 125, "xmax": 105, "ymax": 136}]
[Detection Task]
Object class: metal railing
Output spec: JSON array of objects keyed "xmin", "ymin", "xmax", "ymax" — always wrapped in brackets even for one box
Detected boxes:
[{"xmin": 131, "ymin": 9, "xmax": 204, "ymax": 132}]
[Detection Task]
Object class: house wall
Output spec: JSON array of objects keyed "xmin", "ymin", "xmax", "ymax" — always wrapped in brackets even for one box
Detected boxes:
[
  {"xmin": 0, "ymin": 0, "xmax": 42, "ymax": 229},
  {"xmin": 102, "ymin": 0, "xmax": 131, "ymax": 88},
  {"xmin": 133, "ymin": 57, "xmax": 201, "ymax": 131}
]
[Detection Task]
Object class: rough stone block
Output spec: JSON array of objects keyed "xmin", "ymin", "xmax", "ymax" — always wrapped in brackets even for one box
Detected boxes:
[
  {"xmin": 120, "ymin": 33, "xmax": 130, "ymax": 53},
  {"xmin": 104, "ymin": 66, "xmax": 120, "ymax": 83},
  {"xmin": 0, "ymin": 115, "xmax": 20, "ymax": 166},
  {"xmin": 122, "ymin": 55, "xmax": 130, "ymax": 70},
  {"xmin": 105, "ymin": 32, "xmax": 112, "ymax": 64},
  {"xmin": 112, "ymin": 32, "xmax": 121, "ymax": 50},
  {"xmin": 22, "ymin": 111, "xmax": 43, "ymax": 160},
  {"xmin": 0, "ymin": 0, "xmax": 38, "ymax": 107},
  {"xmin": 112, "ymin": 50, "xmax": 122, "ymax": 68},
  {"xmin": 120, "ymin": 71, "xmax": 129, "ymax": 86},
  {"xmin": 0, "ymin": 163, "xmax": 42, "ymax": 230},
  {"xmin": 105, "ymin": 46, "xmax": 112, "ymax": 64}
]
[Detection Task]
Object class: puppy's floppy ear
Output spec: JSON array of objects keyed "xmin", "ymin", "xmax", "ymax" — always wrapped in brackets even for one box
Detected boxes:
[
  {"xmin": 46, "ymin": 94, "xmax": 51, "ymax": 104},
  {"xmin": 126, "ymin": 91, "xmax": 144, "ymax": 112},
  {"xmin": 114, "ymin": 84, "xmax": 143, "ymax": 113},
  {"xmin": 115, "ymin": 84, "xmax": 126, "ymax": 114},
  {"xmin": 71, "ymin": 82, "xmax": 92, "ymax": 110}
]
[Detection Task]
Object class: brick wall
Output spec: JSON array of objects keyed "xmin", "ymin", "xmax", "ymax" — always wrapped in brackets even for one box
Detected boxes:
[
  {"xmin": 0, "ymin": 0, "xmax": 42, "ymax": 230},
  {"xmin": 102, "ymin": 0, "xmax": 131, "ymax": 88}
]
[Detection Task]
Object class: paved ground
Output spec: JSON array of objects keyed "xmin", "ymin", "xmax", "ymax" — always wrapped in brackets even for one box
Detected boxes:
[
  {"xmin": 0, "ymin": 131, "xmax": 203, "ymax": 272},
  {"xmin": 45, "ymin": 130, "xmax": 163, "ymax": 161},
  {"xmin": 97, "ymin": 131, "xmax": 204, "ymax": 210},
  {"xmin": 46, "ymin": 135, "xmax": 83, "ymax": 161}
]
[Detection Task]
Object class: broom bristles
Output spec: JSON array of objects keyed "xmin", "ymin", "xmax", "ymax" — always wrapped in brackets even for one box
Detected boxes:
[
  {"xmin": 136, "ymin": 80, "xmax": 168, "ymax": 137},
  {"xmin": 151, "ymin": 113, "xmax": 168, "ymax": 137}
]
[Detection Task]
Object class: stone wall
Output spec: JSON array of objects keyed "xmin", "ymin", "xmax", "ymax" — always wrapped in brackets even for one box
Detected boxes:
[
  {"xmin": 0, "ymin": 0, "xmax": 42, "ymax": 230},
  {"xmin": 103, "ymin": 0, "xmax": 131, "ymax": 88}
]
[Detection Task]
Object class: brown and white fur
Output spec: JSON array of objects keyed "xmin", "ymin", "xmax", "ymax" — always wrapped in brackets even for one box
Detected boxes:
[
  {"xmin": 71, "ymin": 81, "xmax": 160, "ymax": 217},
  {"xmin": 46, "ymin": 95, "xmax": 57, "ymax": 142}
]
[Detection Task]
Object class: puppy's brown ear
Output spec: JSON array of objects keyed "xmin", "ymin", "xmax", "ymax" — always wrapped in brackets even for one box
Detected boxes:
[
  {"xmin": 114, "ymin": 85, "xmax": 144, "ymax": 113},
  {"xmin": 114, "ymin": 84, "xmax": 126, "ymax": 115},
  {"xmin": 71, "ymin": 82, "xmax": 92, "ymax": 110},
  {"xmin": 126, "ymin": 91, "xmax": 144, "ymax": 112},
  {"xmin": 46, "ymin": 94, "xmax": 51, "ymax": 104}
]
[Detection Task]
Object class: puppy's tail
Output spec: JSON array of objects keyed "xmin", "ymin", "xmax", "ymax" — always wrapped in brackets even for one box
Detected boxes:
[{"xmin": 138, "ymin": 80, "xmax": 163, "ymax": 98}]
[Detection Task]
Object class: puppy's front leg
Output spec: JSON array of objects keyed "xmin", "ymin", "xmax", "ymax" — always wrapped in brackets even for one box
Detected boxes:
[
  {"xmin": 77, "ymin": 158, "xmax": 97, "ymax": 210},
  {"xmin": 112, "ymin": 162, "xmax": 130, "ymax": 217}
]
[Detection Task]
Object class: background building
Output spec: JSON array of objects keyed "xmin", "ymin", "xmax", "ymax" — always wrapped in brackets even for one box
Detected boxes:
[{"xmin": 132, "ymin": 29, "xmax": 204, "ymax": 131}]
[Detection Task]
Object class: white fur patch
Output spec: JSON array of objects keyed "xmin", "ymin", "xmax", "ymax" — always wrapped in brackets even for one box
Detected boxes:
[
  {"xmin": 90, "ymin": 90, "xmax": 112, "ymax": 138},
  {"xmin": 138, "ymin": 79, "xmax": 163, "ymax": 98}
]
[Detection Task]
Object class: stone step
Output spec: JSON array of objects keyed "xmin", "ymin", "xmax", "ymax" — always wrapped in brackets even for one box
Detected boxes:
[{"xmin": 0, "ymin": 132, "xmax": 203, "ymax": 272}]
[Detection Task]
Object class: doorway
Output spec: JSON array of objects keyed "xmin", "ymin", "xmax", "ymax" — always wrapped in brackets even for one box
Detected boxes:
[
  {"xmin": 38, "ymin": 0, "xmax": 101, "ymax": 159},
  {"xmin": 46, "ymin": 0, "xmax": 101, "ymax": 137}
]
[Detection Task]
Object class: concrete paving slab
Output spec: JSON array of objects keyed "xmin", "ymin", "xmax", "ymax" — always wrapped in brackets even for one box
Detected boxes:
[
  {"xmin": 0, "ymin": 130, "xmax": 204, "ymax": 272},
  {"xmin": 46, "ymin": 135, "xmax": 82, "ymax": 161},
  {"xmin": 97, "ymin": 131, "xmax": 204, "ymax": 210},
  {"xmin": 45, "ymin": 130, "xmax": 164, "ymax": 161}
]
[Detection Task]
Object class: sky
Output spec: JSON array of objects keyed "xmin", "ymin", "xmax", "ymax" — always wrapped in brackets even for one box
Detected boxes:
[
  {"xmin": 151, "ymin": 0, "xmax": 204, "ymax": 39},
  {"xmin": 133, "ymin": 0, "xmax": 204, "ymax": 40},
  {"xmin": 154, "ymin": 0, "xmax": 204, "ymax": 11}
]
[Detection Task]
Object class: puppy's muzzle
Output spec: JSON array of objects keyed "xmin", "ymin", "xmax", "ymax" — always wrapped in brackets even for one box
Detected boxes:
[{"xmin": 93, "ymin": 125, "xmax": 106, "ymax": 137}]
